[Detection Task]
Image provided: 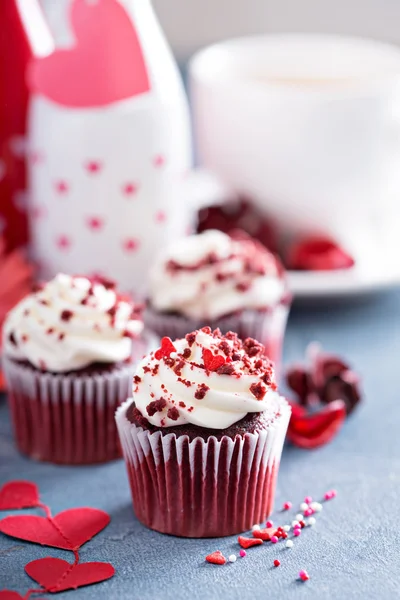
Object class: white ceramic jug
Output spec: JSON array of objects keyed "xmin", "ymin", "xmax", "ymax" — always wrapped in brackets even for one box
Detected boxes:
[{"xmin": 17, "ymin": 0, "xmax": 194, "ymax": 297}]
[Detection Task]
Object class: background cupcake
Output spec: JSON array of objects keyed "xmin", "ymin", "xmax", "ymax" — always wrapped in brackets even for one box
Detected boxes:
[
  {"xmin": 144, "ymin": 229, "xmax": 291, "ymax": 368},
  {"xmin": 2, "ymin": 273, "xmax": 157, "ymax": 464},
  {"xmin": 116, "ymin": 327, "xmax": 291, "ymax": 537}
]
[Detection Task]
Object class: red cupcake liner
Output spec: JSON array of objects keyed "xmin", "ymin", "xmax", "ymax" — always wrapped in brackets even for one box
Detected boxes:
[
  {"xmin": 144, "ymin": 303, "xmax": 290, "ymax": 369},
  {"xmin": 2, "ymin": 331, "xmax": 159, "ymax": 465},
  {"xmin": 116, "ymin": 398, "xmax": 291, "ymax": 537}
]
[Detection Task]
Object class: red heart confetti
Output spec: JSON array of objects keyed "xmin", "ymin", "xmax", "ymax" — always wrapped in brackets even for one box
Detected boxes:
[
  {"xmin": 205, "ymin": 551, "xmax": 226, "ymax": 565},
  {"xmin": 202, "ymin": 348, "xmax": 226, "ymax": 372},
  {"xmin": 286, "ymin": 236, "xmax": 355, "ymax": 271},
  {"xmin": 0, "ymin": 507, "xmax": 110, "ymax": 550},
  {"xmin": 0, "ymin": 481, "xmax": 40, "ymax": 510},
  {"xmin": 238, "ymin": 536, "xmax": 263, "ymax": 549},
  {"xmin": 252, "ymin": 527, "xmax": 277, "ymax": 541},
  {"xmin": 154, "ymin": 337, "xmax": 176, "ymax": 360},
  {"xmin": 287, "ymin": 399, "xmax": 346, "ymax": 449},
  {"xmin": 25, "ymin": 557, "xmax": 115, "ymax": 592}
]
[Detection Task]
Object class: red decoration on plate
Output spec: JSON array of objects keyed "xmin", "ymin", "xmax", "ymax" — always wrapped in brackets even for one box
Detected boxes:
[
  {"xmin": 202, "ymin": 348, "xmax": 226, "ymax": 372},
  {"xmin": 25, "ymin": 557, "xmax": 115, "ymax": 592},
  {"xmin": 252, "ymin": 527, "xmax": 277, "ymax": 541},
  {"xmin": 237, "ymin": 536, "xmax": 263, "ymax": 549},
  {"xmin": 286, "ymin": 236, "xmax": 355, "ymax": 271},
  {"xmin": 155, "ymin": 337, "xmax": 177, "ymax": 360},
  {"xmin": 29, "ymin": 0, "xmax": 150, "ymax": 108},
  {"xmin": 0, "ymin": 507, "xmax": 110, "ymax": 550},
  {"xmin": 0, "ymin": 481, "xmax": 39, "ymax": 510},
  {"xmin": 287, "ymin": 399, "xmax": 347, "ymax": 449},
  {"xmin": 205, "ymin": 551, "xmax": 226, "ymax": 565}
]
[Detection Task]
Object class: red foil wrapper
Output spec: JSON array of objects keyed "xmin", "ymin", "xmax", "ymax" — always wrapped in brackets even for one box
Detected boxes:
[
  {"xmin": 144, "ymin": 303, "xmax": 290, "ymax": 371},
  {"xmin": 2, "ymin": 331, "xmax": 159, "ymax": 464},
  {"xmin": 116, "ymin": 398, "xmax": 291, "ymax": 537}
]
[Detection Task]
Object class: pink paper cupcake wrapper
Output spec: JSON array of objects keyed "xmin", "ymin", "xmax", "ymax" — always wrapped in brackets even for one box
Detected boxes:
[
  {"xmin": 116, "ymin": 397, "xmax": 291, "ymax": 537},
  {"xmin": 3, "ymin": 331, "xmax": 159, "ymax": 465},
  {"xmin": 144, "ymin": 304, "xmax": 290, "ymax": 369}
]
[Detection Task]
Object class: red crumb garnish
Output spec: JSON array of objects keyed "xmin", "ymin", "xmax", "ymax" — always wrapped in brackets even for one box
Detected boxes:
[
  {"xmin": 236, "ymin": 281, "xmax": 251, "ymax": 292},
  {"xmin": 174, "ymin": 360, "xmax": 185, "ymax": 377},
  {"xmin": 58, "ymin": 332, "xmax": 65, "ymax": 341},
  {"xmin": 250, "ymin": 382, "xmax": 267, "ymax": 400},
  {"xmin": 132, "ymin": 407, "xmax": 149, "ymax": 428},
  {"xmin": 238, "ymin": 536, "xmax": 263, "ymax": 549},
  {"xmin": 217, "ymin": 363, "xmax": 236, "ymax": 375},
  {"xmin": 232, "ymin": 352, "xmax": 241, "ymax": 361},
  {"xmin": 21, "ymin": 334, "xmax": 28, "ymax": 343},
  {"xmin": 155, "ymin": 337, "xmax": 176, "ymax": 360},
  {"xmin": 185, "ymin": 332, "xmax": 196, "ymax": 346},
  {"xmin": 46, "ymin": 328, "xmax": 54, "ymax": 335},
  {"xmin": 179, "ymin": 401, "xmax": 186, "ymax": 408},
  {"xmin": 202, "ymin": 348, "xmax": 226, "ymax": 372},
  {"xmin": 194, "ymin": 383, "xmax": 210, "ymax": 400},
  {"xmin": 182, "ymin": 347, "xmax": 191, "ymax": 359},
  {"xmin": 205, "ymin": 551, "xmax": 226, "ymax": 565},
  {"xmin": 133, "ymin": 375, "xmax": 142, "ymax": 384},
  {"xmin": 60, "ymin": 309, "xmax": 73, "ymax": 322},
  {"xmin": 243, "ymin": 337, "xmax": 264, "ymax": 357},
  {"xmin": 219, "ymin": 340, "xmax": 232, "ymax": 356},
  {"xmin": 167, "ymin": 407, "xmax": 180, "ymax": 421},
  {"xmin": 146, "ymin": 398, "xmax": 167, "ymax": 416}
]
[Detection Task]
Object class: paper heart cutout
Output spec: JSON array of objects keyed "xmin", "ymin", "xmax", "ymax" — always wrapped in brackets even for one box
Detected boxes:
[
  {"xmin": 29, "ymin": 0, "xmax": 150, "ymax": 107},
  {"xmin": 0, "ymin": 507, "xmax": 110, "ymax": 550},
  {"xmin": 0, "ymin": 481, "xmax": 40, "ymax": 510},
  {"xmin": 202, "ymin": 348, "xmax": 226, "ymax": 372},
  {"xmin": 25, "ymin": 557, "xmax": 115, "ymax": 592}
]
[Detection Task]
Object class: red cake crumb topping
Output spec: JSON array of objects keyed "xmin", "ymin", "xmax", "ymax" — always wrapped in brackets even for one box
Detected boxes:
[
  {"xmin": 60, "ymin": 309, "xmax": 73, "ymax": 322},
  {"xmin": 167, "ymin": 407, "xmax": 180, "ymax": 421},
  {"xmin": 183, "ymin": 347, "xmax": 191, "ymax": 359},
  {"xmin": 134, "ymin": 375, "xmax": 142, "ymax": 384},
  {"xmin": 194, "ymin": 383, "xmax": 210, "ymax": 400},
  {"xmin": 250, "ymin": 382, "xmax": 267, "ymax": 400},
  {"xmin": 186, "ymin": 332, "xmax": 196, "ymax": 346},
  {"xmin": 146, "ymin": 398, "xmax": 167, "ymax": 416}
]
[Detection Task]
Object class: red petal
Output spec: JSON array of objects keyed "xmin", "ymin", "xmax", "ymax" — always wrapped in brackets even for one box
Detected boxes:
[
  {"xmin": 202, "ymin": 348, "xmax": 226, "ymax": 371},
  {"xmin": 287, "ymin": 236, "xmax": 355, "ymax": 271},
  {"xmin": 287, "ymin": 400, "xmax": 307, "ymax": 420},
  {"xmin": 287, "ymin": 400, "xmax": 346, "ymax": 449},
  {"xmin": 0, "ymin": 507, "xmax": 110, "ymax": 550},
  {"xmin": 205, "ymin": 550, "xmax": 226, "ymax": 565},
  {"xmin": 25, "ymin": 557, "xmax": 115, "ymax": 592},
  {"xmin": 154, "ymin": 337, "xmax": 176, "ymax": 360},
  {"xmin": 238, "ymin": 536, "xmax": 263, "ymax": 548},
  {"xmin": 0, "ymin": 481, "xmax": 40, "ymax": 510},
  {"xmin": 252, "ymin": 527, "xmax": 277, "ymax": 541}
]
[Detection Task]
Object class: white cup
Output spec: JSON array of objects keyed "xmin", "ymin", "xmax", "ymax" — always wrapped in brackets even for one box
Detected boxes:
[{"xmin": 190, "ymin": 34, "xmax": 400, "ymax": 262}]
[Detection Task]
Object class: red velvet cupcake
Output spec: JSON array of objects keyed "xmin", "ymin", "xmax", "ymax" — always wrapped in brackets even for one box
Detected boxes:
[
  {"xmin": 144, "ymin": 230, "xmax": 291, "ymax": 369},
  {"xmin": 2, "ymin": 274, "xmax": 157, "ymax": 464},
  {"xmin": 116, "ymin": 327, "xmax": 291, "ymax": 537}
]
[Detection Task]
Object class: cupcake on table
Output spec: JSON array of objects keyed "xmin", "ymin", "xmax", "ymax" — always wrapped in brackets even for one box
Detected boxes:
[
  {"xmin": 116, "ymin": 327, "xmax": 291, "ymax": 537},
  {"xmin": 2, "ymin": 273, "xmax": 157, "ymax": 465},
  {"xmin": 145, "ymin": 229, "xmax": 291, "ymax": 368}
]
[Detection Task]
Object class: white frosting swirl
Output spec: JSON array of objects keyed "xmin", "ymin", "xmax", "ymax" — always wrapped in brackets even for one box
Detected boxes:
[
  {"xmin": 149, "ymin": 230, "xmax": 285, "ymax": 320},
  {"xmin": 3, "ymin": 273, "xmax": 144, "ymax": 372},
  {"xmin": 133, "ymin": 328, "xmax": 281, "ymax": 429}
]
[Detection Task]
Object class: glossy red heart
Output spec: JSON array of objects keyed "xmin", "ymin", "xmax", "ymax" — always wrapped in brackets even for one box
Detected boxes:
[
  {"xmin": 0, "ymin": 507, "xmax": 110, "ymax": 550},
  {"xmin": 29, "ymin": 0, "xmax": 150, "ymax": 107},
  {"xmin": 0, "ymin": 481, "xmax": 40, "ymax": 510},
  {"xmin": 25, "ymin": 557, "xmax": 115, "ymax": 592},
  {"xmin": 155, "ymin": 337, "xmax": 176, "ymax": 360},
  {"xmin": 287, "ymin": 400, "xmax": 346, "ymax": 449},
  {"xmin": 202, "ymin": 348, "xmax": 226, "ymax": 372},
  {"xmin": 0, "ymin": 593, "xmax": 46, "ymax": 600},
  {"xmin": 286, "ymin": 236, "xmax": 355, "ymax": 271},
  {"xmin": 205, "ymin": 551, "xmax": 226, "ymax": 565}
]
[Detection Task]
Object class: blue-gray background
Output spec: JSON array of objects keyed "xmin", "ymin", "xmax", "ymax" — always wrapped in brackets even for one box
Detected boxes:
[{"xmin": 1, "ymin": 291, "xmax": 400, "ymax": 599}]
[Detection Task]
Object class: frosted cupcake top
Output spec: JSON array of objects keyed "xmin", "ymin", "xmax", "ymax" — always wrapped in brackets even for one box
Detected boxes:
[
  {"xmin": 3, "ymin": 273, "xmax": 144, "ymax": 373},
  {"xmin": 132, "ymin": 327, "xmax": 281, "ymax": 429},
  {"xmin": 148, "ymin": 230, "xmax": 285, "ymax": 320}
]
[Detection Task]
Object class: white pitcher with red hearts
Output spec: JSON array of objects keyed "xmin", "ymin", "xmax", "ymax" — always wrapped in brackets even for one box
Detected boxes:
[{"xmin": 17, "ymin": 0, "xmax": 192, "ymax": 297}]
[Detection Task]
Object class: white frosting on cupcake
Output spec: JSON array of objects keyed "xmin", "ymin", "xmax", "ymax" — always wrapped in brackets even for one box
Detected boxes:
[
  {"xmin": 133, "ymin": 327, "xmax": 281, "ymax": 429},
  {"xmin": 3, "ymin": 274, "xmax": 143, "ymax": 372},
  {"xmin": 149, "ymin": 230, "xmax": 285, "ymax": 320}
]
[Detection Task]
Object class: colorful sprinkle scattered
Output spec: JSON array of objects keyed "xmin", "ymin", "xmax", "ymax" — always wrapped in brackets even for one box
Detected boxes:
[
  {"xmin": 292, "ymin": 520, "xmax": 300, "ymax": 528},
  {"xmin": 274, "ymin": 559, "xmax": 281, "ymax": 567},
  {"xmin": 324, "ymin": 489, "xmax": 337, "ymax": 500},
  {"xmin": 307, "ymin": 517, "xmax": 316, "ymax": 526},
  {"xmin": 206, "ymin": 551, "xmax": 226, "ymax": 565},
  {"xmin": 283, "ymin": 525, "xmax": 291, "ymax": 532},
  {"xmin": 311, "ymin": 502, "xmax": 323, "ymax": 512},
  {"xmin": 270, "ymin": 536, "xmax": 279, "ymax": 544},
  {"xmin": 300, "ymin": 502, "xmax": 309, "ymax": 511},
  {"xmin": 239, "ymin": 550, "xmax": 247, "ymax": 558},
  {"xmin": 304, "ymin": 508, "xmax": 314, "ymax": 517},
  {"xmin": 228, "ymin": 554, "xmax": 237, "ymax": 563},
  {"xmin": 294, "ymin": 529, "xmax": 301, "ymax": 537},
  {"xmin": 299, "ymin": 570, "xmax": 310, "ymax": 581},
  {"xmin": 252, "ymin": 524, "xmax": 261, "ymax": 531},
  {"xmin": 283, "ymin": 501, "xmax": 292, "ymax": 510},
  {"xmin": 285, "ymin": 540, "xmax": 294, "ymax": 549},
  {"xmin": 295, "ymin": 513, "xmax": 303, "ymax": 521},
  {"xmin": 266, "ymin": 520, "xmax": 274, "ymax": 528},
  {"xmin": 299, "ymin": 520, "xmax": 306, "ymax": 529},
  {"xmin": 238, "ymin": 536, "xmax": 263, "ymax": 549},
  {"xmin": 304, "ymin": 496, "xmax": 313, "ymax": 504}
]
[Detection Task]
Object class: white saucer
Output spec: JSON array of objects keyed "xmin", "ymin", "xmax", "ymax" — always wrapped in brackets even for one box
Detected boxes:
[{"xmin": 288, "ymin": 255, "xmax": 400, "ymax": 298}]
